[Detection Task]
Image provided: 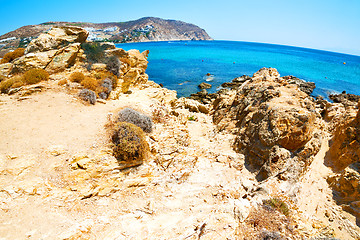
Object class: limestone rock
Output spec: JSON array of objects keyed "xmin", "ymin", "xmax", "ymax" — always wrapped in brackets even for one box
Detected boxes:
[
  {"xmin": 198, "ymin": 82, "xmax": 212, "ymax": 89},
  {"xmin": 147, "ymin": 87, "xmax": 177, "ymax": 105},
  {"xmin": 123, "ymin": 68, "xmax": 141, "ymax": 85},
  {"xmin": 25, "ymin": 26, "xmax": 88, "ymax": 54},
  {"xmin": 283, "ymin": 75, "xmax": 316, "ymax": 95},
  {"xmin": 12, "ymin": 50, "xmax": 57, "ymax": 73},
  {"xmin": 0, "ymin": 63, "xmax": 13, "ymax": 76},
  {"xmin": 212, "ymin": 68, "xmax": 321, "ymax": 181},
  {"xmin": 328, "ymin": 162, "xmax": 360, "ymax": 218},
  {"xmin": 172, "ymin": 97, "xmax": 210, "ymax": 114},
  {"xmin": 127, "ymin": 49, "xmax": 149, "ymax": 73},
  {"xmin": 221, "ymin": 75, "xmax": 251, "ymax": 89},
  {"xmin": 329, "ymin": 92, "xmax": 360, "ymax": 107},
  {"xmin": 99, "ymin": 42, "xmax": 116, "ymax": 50},
  {"xmin": 189, "ymin": 89, "xmax": 219, "ymax": 105},
  {"xmin": 328, "ymin": 107, "xmax": 360, "ymax": 171},
  {"xmin": 90, "ymin": 63, "xmax": 107, "ymax": 71},
  {"xmin": 105, "ymin": 48, "xmax": 129, "ymax": 59},
  {"xmin": 252, "ymin": 67, "xmax": 280, "ymax": 81},
  {"xmin": 45, "ymin": 43, "xmax": 81, "ymax": 73}
]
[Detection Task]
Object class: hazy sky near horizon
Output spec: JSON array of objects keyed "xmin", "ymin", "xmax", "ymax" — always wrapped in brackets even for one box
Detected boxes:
[{"xmin": 0, "ymin": 0, "xmax": 359, "ymax": 55}]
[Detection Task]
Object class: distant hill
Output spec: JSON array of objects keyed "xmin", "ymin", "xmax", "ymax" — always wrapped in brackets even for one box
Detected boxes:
[{"xmin": 0, "ymin": 17, "xmax": 212, "ymax": 52}]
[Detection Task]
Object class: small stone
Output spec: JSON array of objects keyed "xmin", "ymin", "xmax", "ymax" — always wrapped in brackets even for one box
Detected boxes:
[
  {"xmin": 96, "ymin": 99, "xmax": 107, "ymax": 104},
  {"xmin": 198, "ymin": 82, "xmax": 212, "ymax": 89},
  {"xmin": 48, "ymin": 145, "xmax": 67, "ymax": 156}
]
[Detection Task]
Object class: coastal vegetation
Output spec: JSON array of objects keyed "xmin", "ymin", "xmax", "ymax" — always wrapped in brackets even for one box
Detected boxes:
[
  {"xmin": 0, "ymin": 68, "xmax": 48, "ymax": 93},
  {"xmin": 0, "ymin": 47, "xmax": 25, "ymax": 63},
  {"xmin": 110, "ymin": 122, "xmax": 149, "ymax": 164}
]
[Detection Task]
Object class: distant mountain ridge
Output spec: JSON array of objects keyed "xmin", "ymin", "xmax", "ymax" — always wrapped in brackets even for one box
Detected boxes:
[{"xmin": 0, "ymin": 17, "xmax": 212, "ymax": 52}]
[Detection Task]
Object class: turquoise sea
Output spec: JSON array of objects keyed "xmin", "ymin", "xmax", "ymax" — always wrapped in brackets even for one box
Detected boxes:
[{"xmin": 117, "ymin": 41, "xmax": 360, "ymax": 98}]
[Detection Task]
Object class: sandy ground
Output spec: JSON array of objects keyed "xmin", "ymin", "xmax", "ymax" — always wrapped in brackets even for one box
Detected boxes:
[
  {"xmin": 0, "ymin": 85, "xmax": 247, "ymax": 239},
  {"xmin": 0, "ymin": 84, "xmax": 359, "ymax": 239}
]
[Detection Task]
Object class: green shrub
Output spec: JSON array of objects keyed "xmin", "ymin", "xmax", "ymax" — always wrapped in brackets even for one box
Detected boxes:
[
  {"xmin": 81, "ymin": 42, "xmax": 107, "ymax": 64},
  {"xmin": 0, "ymin": 48, "xmax": 25, "ymax": 64},
  {"xmin": 117, "ymin": 108, "xmax": 153, "ymax": 133},
  {"xmin": 22, "ymin": 68, "xmax": 49, "ymax": 85},
  {"xmin": 263, "ymin": 198, "xmax": 290, "ymax": 216},
  {"xmin": 69, "ymin": 71, "xmax": 85, "ymax": 83},
  {"xmin": 188, "ymin": 115, "xmax": 197, "ymax": 121},
  {"xmin": 106, "ymin": 56, "xmax": 121, "ymax": 77},
  {"xmin": 111, "ymin": 122, "xmax": 148, "ymax": 164}
]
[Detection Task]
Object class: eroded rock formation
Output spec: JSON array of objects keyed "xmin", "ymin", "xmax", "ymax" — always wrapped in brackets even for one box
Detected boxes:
[
  {"xmin": 328, "ymin": 105, "xmax": 360, "ymax": 218},
  {"xmin": 212, "ymin": 68, "xmax": 322, "ymax": 181}
]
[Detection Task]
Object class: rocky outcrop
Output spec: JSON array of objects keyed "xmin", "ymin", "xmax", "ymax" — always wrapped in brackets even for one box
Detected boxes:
[
  {"xmin": 0, "ymin": 63, "xmax": 13, "ymax": 76},
  {"xmin": 328, "ymin": 162, "xmax": 360, "ymax": 218},
  {"xmin": 212, "ymin": 68, "xmax": 322, "ymax": 181},
  {"xmin": 45, "ymin": 43, "xmax": 81, "ymax": 73},
  {"xmin": 11, "ymin": 50, "xmax": 58, "ymax": 73},
  {"xmin": 329, "ymin": 91, "xmax": 360, "ymax": 107},
  {"xmin": 198, "ymin": 82, "xmax": 212, "ymax": 89},
  {"xmin": 0, "ymin": 17, "xmax": 212, "ymax": 51},
  {"xmin": 9, "ymin": 27, "xmax": 87, "ymax": 74},
  {"xmin": 328, "ymin": 105, "xmax": 360, "ymax": 171},
  {"xmin": 171, "ymin": 97, "xmax": 210, "ymax": 114},
  {"xmin": 221, "ymin": 75, "xmax": 252, "ymax": 90},
  {"xmin": 24, "ymin": 26, "xmax": 88, "ymax": 54}
]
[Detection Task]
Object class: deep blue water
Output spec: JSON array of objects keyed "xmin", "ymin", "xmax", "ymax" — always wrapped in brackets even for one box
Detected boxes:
[{"xmin": 117, "ymin": 41, "xmax": 360, "ymax": 98}]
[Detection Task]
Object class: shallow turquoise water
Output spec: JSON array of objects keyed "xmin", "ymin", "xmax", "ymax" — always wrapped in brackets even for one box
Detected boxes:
[{"xmin": 117, "ymin": 41, "xmax": 360, "ymax": 98}]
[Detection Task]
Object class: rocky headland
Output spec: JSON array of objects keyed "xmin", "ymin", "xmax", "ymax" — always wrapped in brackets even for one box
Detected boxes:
[
  {"xmin": 0, "ymin": 26, "xmax": 359, "ymax": 239},
  {"xmin": 0, "ymin": 17, "xmax": 212, "ymax": 58}
]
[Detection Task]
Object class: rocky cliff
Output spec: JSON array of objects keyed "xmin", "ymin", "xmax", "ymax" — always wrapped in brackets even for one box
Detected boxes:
[{"xmin": 0, "ymin": 17, "xmax": 212, "ymax": 56}]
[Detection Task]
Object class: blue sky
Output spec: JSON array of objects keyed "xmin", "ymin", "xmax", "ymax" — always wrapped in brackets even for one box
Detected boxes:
[{"xmin": 0, "ymin": 0, "xmax": 359, "ymax": 55}]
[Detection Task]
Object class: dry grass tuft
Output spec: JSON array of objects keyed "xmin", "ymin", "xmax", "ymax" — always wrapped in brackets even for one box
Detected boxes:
[
  {"xmin": 93, "ymin": 70, "xmax": 118, "ymax": 88},
  {"xmin": 0, "ymin": 75, "xmax": 24, "ymax": 93},
  {"xmin": 110, "ymin": 122, "xmax": 149, "ymax": 164},
  {"xmin": 22, "ymin": 68, "xmax": 49, "ymax": 85},
  {"xmin": 69, "ymin": 72, "xmax": 85, "ymax": 83},
  {"xmin": 0, "ymin": 48, "xmax": 25, "ymax": 64},
  {"xmin": 80, "ymin": 76, "xmax": 100, "ymax": 92}
]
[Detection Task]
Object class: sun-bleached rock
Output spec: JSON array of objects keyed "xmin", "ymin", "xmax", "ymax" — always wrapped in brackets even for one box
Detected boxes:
[
  {"xmin": 45, "ymin": 43, "xmax": 81, "ymax": 73},
  {"xmin": 328, "ymin": 106, "xmax": 360, "ymax": 171},
  {"xmin": 127, "ymin": 49, "xmax": 149, "ymax": 74},
  {"xmin": 25, "ymin": 26, "xmax": 88, "ymax": 54},
  {"xmin": 172, "ymin": 97, "xmax": 210, "ymax": 114},
  {"xmin": 212, "ymin": 68, "xmax": 321, "ymax": 181},
  {"xmin": 12, "ymin": 50, "xmax": 57, "ymax": 73},
  {"xmin": 0, "ymin": 63, "xmax": 13, "ymax": 76}
]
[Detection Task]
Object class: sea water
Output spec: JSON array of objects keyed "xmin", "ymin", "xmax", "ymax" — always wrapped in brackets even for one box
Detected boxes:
[{"xmin": 117, "ymin": 41, "xmax": 360, "ymax": 98}]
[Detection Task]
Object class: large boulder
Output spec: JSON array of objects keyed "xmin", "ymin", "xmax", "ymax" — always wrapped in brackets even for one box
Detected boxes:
[
  {"xmin": 328, "ymin": 105, "xmax": 360, "ymax": 171},
  {"xmin": 127, "ymin": 49, "xmax": 149, "ymax": 74},
  {"xmin": 25, "ymin": 26, "xmax": 88, "ymax": 54},
  {"xmin": 328, "ymin": 162, "xmax": 360, "ymax": 218},
  {"xmin": 45, "ymin": 43, "xmax": 81, "ymax": 73},
  {"xmin": 329, "ymin": 92, "xmax": 360, "ymax": 107},
  {"xmin": 172, "ymin": 97, "xmax": 210, "ymax": 114},
  {"xmin": 12, "ymin": 50, "xmax": 58, "ymax": 73},
  {"xmin": 212, "ymin": 68, "xmax": 322, "ymax": 181}
]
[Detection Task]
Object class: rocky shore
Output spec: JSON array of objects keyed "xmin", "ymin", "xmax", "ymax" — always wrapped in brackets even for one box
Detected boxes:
[{"xmin": 0, "ymin": 26, "xmax": 359, "ymax": 239}]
